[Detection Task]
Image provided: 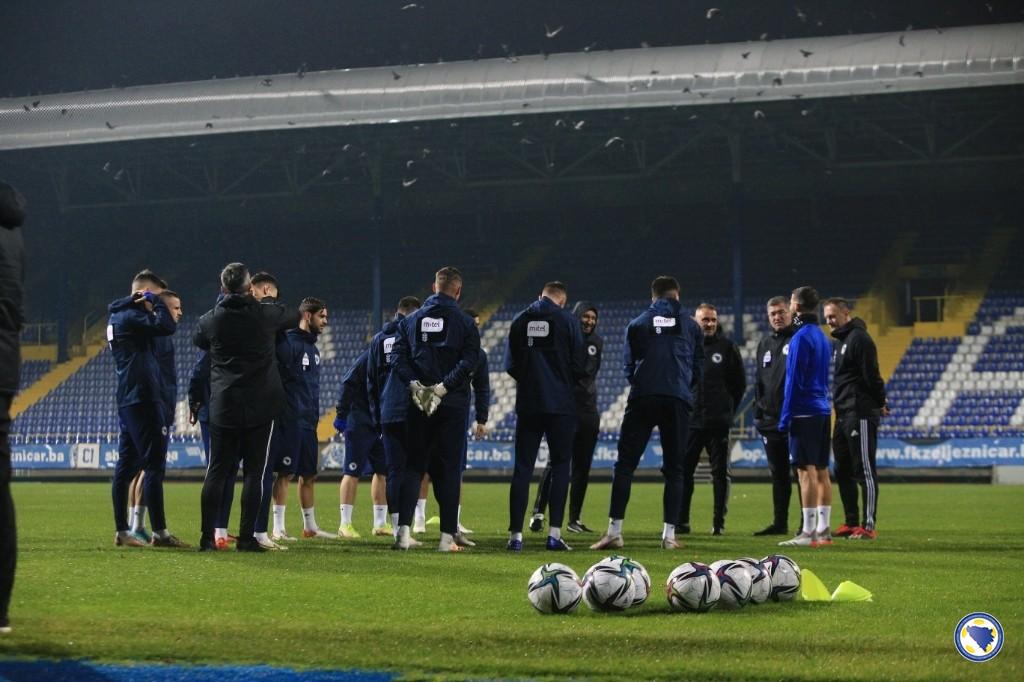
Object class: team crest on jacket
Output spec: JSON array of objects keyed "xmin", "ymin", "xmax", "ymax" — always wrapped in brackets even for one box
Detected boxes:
[
  {"xmin": 782, "ymin": 343, "xmax": 789, "ymax": 355},
  {"xmin": 588, "ymin": 344, "xmax": 598, "ymax": 356},
  {"xmin": 841, "ymin": 343, "xmax": 848, "ymax": 355},
  {"xmin": 711, "ymin": 352, "xmax": 723, "ymax": 364},
  {"xmin": 762, "ymin": 350, "xmax": 772, "ymax": 367}
]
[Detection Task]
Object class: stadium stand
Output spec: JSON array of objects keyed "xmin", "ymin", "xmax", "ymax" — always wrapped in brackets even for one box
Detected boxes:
[{"xmin": 17, "ymin": 360, "xmax": 50, "ymax": 393}]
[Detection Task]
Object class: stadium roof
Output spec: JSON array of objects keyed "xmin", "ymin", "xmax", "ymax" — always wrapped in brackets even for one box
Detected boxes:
[{"xmin": 0, "ymin": 23, "xmax": 1021, "ymax": 151}]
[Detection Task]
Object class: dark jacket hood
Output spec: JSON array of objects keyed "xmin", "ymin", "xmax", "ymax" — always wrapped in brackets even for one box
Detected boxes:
[
  {"xmin": 107, "ymin": 295, "xmax": 136, "ymax": 314},
  {"xmin": 573, "ymin": 300, "xmax": 599, "ymax": 321},
  {"xmin": 831, "ymin": 317, "xmax": 867, "ymax": 340}
]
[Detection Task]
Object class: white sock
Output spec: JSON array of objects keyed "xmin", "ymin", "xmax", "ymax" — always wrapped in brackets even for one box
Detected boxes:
[
  {"xmin": 662, "ymin": 523, "xmax": 676, "ymax": 541},
  {"xmin": 510, "ymin": 531, "xmax": 523, "ymax": 542},
  {"xmin": 608, "ymin": 518, "xmax": 623, "ymax": 536},
  {"xmin": 254, "ymin": 531, "xmax": 269, "ymax": 543},
  {"xmin": 214, "ymin": 528, "xmax": 227, "ymax": 540},
  {"xmin": 457, "ymin": 504, "xmax": 462, "ymax": 525},
  {"xmin": 302, "ymin": 507, "xmax": 317, "ymax": 531},
  {"xmin": 391, "ymin": 513, "xmax": 400, "ymax": 535},
  {"xmin": 439, "ymin": 532, "xmax": 454, "ymax": 548},
  {"xmin": 153, "ymin": 529, "xmax": 169, "ymax": 539},
  {"xmin": 128, "ymin": 507, "xmax": 137, "ymax": 530},
  {"xmin": 132, "ymin": 506, "xmax": 146, "ymax": 532},
  {"xmin": 549, "ymin": 526, "xmax": 561, "ymax": 540},
  {"xmin": 415, "ymin": 498, "xmax": 427, "ymax": 522},
  {"xmin": 373, "ymin": 505, "xmax": 388, "ymax": 528},
  {"xmin": 340, "ymin": 504, "xmax": 353, "ymax": 526},
  {"xmin": 801, "ymin": 507, "xmax": 817, "ymax": 535},
  {"xmin": 816, "ymin": 506, "xmax": 831, "ymax": 534},
  {"xmin": 272, "ymin": 505, "xmax": 286, "ymax": 534}
]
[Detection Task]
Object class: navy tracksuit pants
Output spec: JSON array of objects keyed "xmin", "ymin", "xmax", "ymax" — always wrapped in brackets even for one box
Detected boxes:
[
  {"xmin": 385, "ymin": 404, "xmax": 468, "ymax": 535},
  {"xmin": 112, "ymin": 402, "xmax": 169, "ymax": 532},
  {"xmin": 509, "ymin": 412, "xmax": 576, "ymax": 534},
  {"xmin": 201, "ymin": 420, "xmax": 236, "ymax": 530},
  {"xmin": 530, "ymin": 411, "xmax": 599, "ymax": 524},
  {"xmin": 609, "ymin": 395, "xmax": 691, "ymax": 524}
]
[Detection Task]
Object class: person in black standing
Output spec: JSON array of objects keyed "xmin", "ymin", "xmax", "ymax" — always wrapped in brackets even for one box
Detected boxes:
[
  {"xmin": 195, "ymin": 263, "xmax": 298, "ymax": 552},
  {"xmin": 679, "ymin": 303, "xmax": 746, "ymax": 536},
  {"xmin": 752, "ymin": 296, "xmax": 798, "ymax": 536},
  {"xmin": 0, "ymin": 180, "xmax": 27, "ymax": 634},
  {"xmin": 529, "ymin": 300, "xmax": 602, "ymax": 534},
  {"xmin": 824, "ymin": 297, "xmax": 888, "ymax": 540}
]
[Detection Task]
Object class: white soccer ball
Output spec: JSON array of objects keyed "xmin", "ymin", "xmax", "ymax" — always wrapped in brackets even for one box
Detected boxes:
[
  {"xmin": 735, "ymin": 557, "xmax": 771, "ymax": 605},
  {"xmin": 609, "ymin": 555, "xmax": 651, "ymax": 605},
  {"xmin": 666, "ymin": 561, "xmax": 721, "ymax": 613},
  {"xmin": 527, "ymin": 563, "xmax": 583, "ymax": 614},
  {"xmin": 760, "ymin": 554, "xmax": 802, "ymax": 602},
  {"xmin": 710, "ymin": 560, "xmax": 753, "ymax": 609},
  {"xmin": 582, "ymin": 557, "xmax": 636, "ymax": 612}
]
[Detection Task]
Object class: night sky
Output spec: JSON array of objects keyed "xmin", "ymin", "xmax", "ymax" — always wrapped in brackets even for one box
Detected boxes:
[{"xmin": 2, "ymin": 1, "xmax": 1019, "ymax": 97}]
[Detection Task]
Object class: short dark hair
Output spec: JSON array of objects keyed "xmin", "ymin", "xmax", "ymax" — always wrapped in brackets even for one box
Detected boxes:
[
  {"xmin": 463, "ymin": 308, "xmax": 479, "ymax": 318},
  {"xmin": 696, "ymin": 302, "xmax": 717, "ymax": 314},
  {"xmin": 397, "ymin": 296, "xmax": 421, "ymax": 315},
  {"xmin": 822, "ymin": 297, "xmax": 851, "ymax": 311},
  {"xmin": 435, "ymin": 266, "xmax": 463, "ymax": 294},
  {"xmin": 766, "ymin": 295, "xmax": 788, "ymax": 308},
  {"xmin": 542, "ymin": 281, "xmax": 567, "ymax": 297},
  {"xmin": 132, "ymin": 269, "xmax": 167, "ymax": 290},
  {"xmin": 159, "ymin": 289, "xmax": 180, "ymax": 301},
  {"xmin": 791, "ymin": 286, "xmax": 820, "ymax": 313},
  {"xmin": 220, "ymin": 262, "xmax": 250, "ymax": 294},
  {"xmin": 299, "ymin": 296, "xmax": 326, "ymax": 314},
  {"xmin": 0, "ymin": 181, "xmax": 27, "ymax": 228},
  {"xmin": 651, "ymin": 275, "xmax": 680, "ymax": 298},
  {"xmin": 250, "ymin": 271, "xmax": 278, "ymax": 288}
]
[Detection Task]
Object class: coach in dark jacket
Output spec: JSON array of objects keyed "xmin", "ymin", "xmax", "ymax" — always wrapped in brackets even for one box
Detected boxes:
[
  {"xmin": 0, "ymin": 180, "xmax": 26, "ymax": 632},
  {"xmin": 506, "ymin": 283, "xmax": 586, "ymax": 551},
  {"xmin": 752, "ymin": 296, "xmax": 798, "ymax": 535},
  {"xmin": 825, "ymin": 298, "xmax": 887, "ymax": 538},
  {"xmin": 531, "ymin": 300, "xmax": 602, "ymax": 533},
  {"xmin": 386, "ymin": 268, "xmax": 480, "ymax": 551},
  {"xmin": 679, "ymin": 303, "xmax": 746, "ymax": 536},
  {"xmin": 592, "ymin": 276, "xmax": 704, "ymax": 551},
  {"xmin": 194, "ymin": 263, "xmax": 299, "ymax": 551}
]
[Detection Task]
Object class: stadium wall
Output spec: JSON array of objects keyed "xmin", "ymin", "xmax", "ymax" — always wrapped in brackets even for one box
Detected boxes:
[{"xmin": 11, "ymin": 437, "xmax": 1024, "ymax": 473}]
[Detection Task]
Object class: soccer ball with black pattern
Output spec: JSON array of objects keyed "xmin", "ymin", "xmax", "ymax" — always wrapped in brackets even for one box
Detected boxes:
[
  {"xmin": 666, "ymin": 561, "xmax": 721, "ymax": 613},
  {"xmin": 582, "ymin": 557, "xmax": 637, "ymax": 612},
  {"xmin": 760, "ymin": 554, "xmax": 801, "ymax": 602},
  {"xmin": 709, "ymin": 560, "xmax": 753, "ymax": 610},
  {"xmin": 527, "ymin": 563, "xmax": 583, "ymax": 614},
  {"xmin": 735, "ymin": 557, "xmax": 771, "ymax": 605},
  {"xmin": 609, "ymin": 555, "xmax": 651, "ymax": 606}
]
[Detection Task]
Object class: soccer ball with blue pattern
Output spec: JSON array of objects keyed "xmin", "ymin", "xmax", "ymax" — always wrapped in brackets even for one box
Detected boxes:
[
  {"xmin": 666, "ymin": 561, "xmax": 721, "ymax": 613},
  {"xmin": 710, "ymin": 560, "xmax": 753, "ymax": 609},
  {"xmin": 527, "ymin": 563, "xmax": 583, "ymax": 614},
  {"xmin": 760, "ymin": 554, "xmax": 801, "ymax": 602},
  {"xmin": 735, "ymin": 557, "xmax": 771, "ymax": 605},
  {"xmin": 608, "ymin": 555, "xmax": 651, "ymax": 606},
  {"xmin": 582, "ymin": 557, "xmax": 637, "ymax": 612}
]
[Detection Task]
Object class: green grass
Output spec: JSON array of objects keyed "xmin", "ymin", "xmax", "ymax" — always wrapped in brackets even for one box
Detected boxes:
[{"xmin": 1, "ymin": 480, "xmax": 1022, "ymax": 681}]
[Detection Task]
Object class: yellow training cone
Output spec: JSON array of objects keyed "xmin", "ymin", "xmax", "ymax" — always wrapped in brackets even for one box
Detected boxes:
[
  {"xmin": 798, "ymin": 569, "xmax": 832, "ymax": 602},
  {"xmin": 831, "ymin": 581, "xmax": 873, "ymax": 602},
  {"xmin": 426, "ymin": 516, "xmax": 440, "ymax": 525}
]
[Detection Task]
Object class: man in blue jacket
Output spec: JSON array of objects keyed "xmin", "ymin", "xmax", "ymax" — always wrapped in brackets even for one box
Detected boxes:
[
  {"xmin": 506, "ymin": 282, "xmax": 586, "ymax": 551},
  {"xmin": 108, "ymin": 269, "xmax": 187, "ymax": 548},
  {"xmin": 592, "ymin": 276, "xmax": 704, "ymax": 551},
  {"xmin": 127, "ymin": 288, "xmax": 184, "ymax": 543},
  {"xmin": 334, "ymin": 347, "xmax": 389, "ymax": 539},
  {"xmin": 385, "ymin": 267, "xmax": 481, "ymax": 552},
  {"xmin": 370, "ymin": 296, "xmax": 421, "ymax": 538},
  {"xmin": 778, "ymin": 285, "xmax": 834, "ymax": 548}
]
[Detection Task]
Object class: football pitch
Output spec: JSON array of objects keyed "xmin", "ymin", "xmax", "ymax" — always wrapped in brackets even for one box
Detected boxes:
[{"xmin": 1, "ymin": 480, "xmax": 1021, "ymax": 681}]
